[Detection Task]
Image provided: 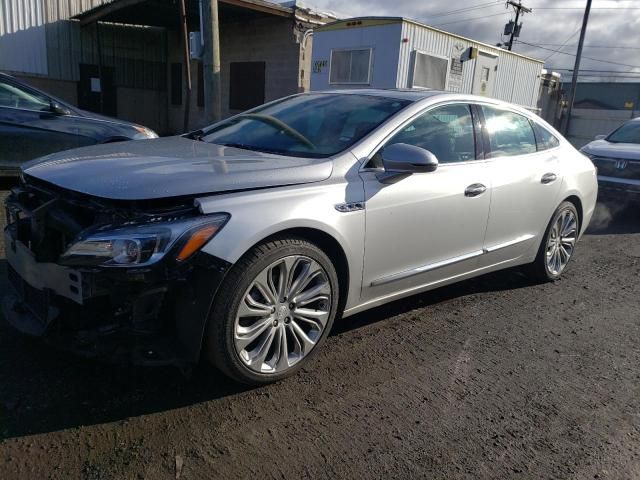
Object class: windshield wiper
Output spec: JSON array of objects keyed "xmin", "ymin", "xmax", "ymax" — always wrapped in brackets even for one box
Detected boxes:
[{"xmin": 218, "ymin": 142, "xmax": 292, "ymax": 156}]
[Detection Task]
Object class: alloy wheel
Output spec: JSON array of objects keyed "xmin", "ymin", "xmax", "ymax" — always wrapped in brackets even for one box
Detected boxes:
[
  {"xmin": 545, "ymin": 209, "xmax": 578, "ymax": 276},
  {"xmin": 233, "ymin": 255, "xmax": 332, "ymax": 374}
]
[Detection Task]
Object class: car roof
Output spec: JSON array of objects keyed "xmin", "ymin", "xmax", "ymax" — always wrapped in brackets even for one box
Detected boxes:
[
  {"xmin": 312, "ymin": 88, "xmax": 446, "ymax": 101},
  {"xmin": 304, "ymin": 89, "xmax": 538, "ymax": 115}
]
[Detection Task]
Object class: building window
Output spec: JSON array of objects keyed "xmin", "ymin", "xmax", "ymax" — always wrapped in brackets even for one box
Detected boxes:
[
  {"xmin": 411, "ymin": 52, "xmax": 449, "ymax": 90},
  {"xmin": 329, "ymin": 48, "xmax": 372, "ymax": 85},
  {"xmin": 229, "ymin": 62, "xmax": 266, "ymax": 111},
  {"xmin": 171, "ymin": 63, "xmax": 182, "ymax": 106}
]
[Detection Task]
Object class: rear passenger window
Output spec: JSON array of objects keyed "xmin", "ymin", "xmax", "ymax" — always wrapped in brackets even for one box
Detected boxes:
[
  {"xmin": 481, "ymin": 106, "xmax": 537, "ymax": 158},
  {"xmin": 533, "ymin": 122, "xmax": 560, "ymax": 150},
  {"xmin": 384, "ymin": 104, "xmax": 476, "ymax": 164}
]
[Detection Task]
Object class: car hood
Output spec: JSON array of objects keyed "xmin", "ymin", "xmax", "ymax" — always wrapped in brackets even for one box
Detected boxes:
[
  {"xmin": 22, "ymin": 137, "xmax": 333, "ymax": 200},
  {"xmin": 581, "ymin": 139, "xmax": 640, "ymax": 160}
]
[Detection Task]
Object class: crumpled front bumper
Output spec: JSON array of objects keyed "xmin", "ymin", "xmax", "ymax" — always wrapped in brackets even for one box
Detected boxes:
[{"xmin": 2, "ymin": 225, "xmax": 232, "ymax": 367}]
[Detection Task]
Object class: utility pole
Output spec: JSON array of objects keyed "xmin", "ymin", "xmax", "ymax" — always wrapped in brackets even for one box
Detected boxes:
[
  {"xmin": 179, "ymin": 0, "xmax": 192, "ymax": 132},
  {"xmin": 202, "ymin": 0, "xmax": 222, "ymax": 124},
  {"xmin": 563, "ymin": 0, "xmax": 592, "ymax": 136},
  {"xmin": 506, "ymin": 0, "xmax": 531, "ymax": 51}
]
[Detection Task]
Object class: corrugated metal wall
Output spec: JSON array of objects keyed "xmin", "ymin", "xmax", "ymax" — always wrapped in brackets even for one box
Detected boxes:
[
  {"xmin": 1, "ymin": 0, "xmax": 165, "ymax": 90},
  {"xmin": 399, "ymin": 21, "xmax": 543, "ymax": 108},
  {"xmin": 0, "ymin": 0, "xmax": 48, "ymax": 74}
]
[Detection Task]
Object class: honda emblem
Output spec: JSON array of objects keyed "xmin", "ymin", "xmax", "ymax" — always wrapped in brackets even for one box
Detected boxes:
[{"xmin": 615, "ymin": 159, "xmax": 628, "ymax": 170}]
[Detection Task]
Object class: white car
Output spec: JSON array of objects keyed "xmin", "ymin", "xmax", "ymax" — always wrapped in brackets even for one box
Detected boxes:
[
  {"xmin": 4, "ymin": 90, "xmax": 598, "ymax": 384},
  {"xmin": 580, "ymin": 117, "xmax": 640, "ymax": 197}
]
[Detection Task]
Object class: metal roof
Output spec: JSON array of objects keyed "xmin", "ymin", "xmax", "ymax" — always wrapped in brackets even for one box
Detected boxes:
[
  {"xmin": 72, "ymin": 0, "xmax": 295, "ymax": 27},
  {"xmin": 316, "ymin": 16, "xmax": 544, "ymax": 64}
]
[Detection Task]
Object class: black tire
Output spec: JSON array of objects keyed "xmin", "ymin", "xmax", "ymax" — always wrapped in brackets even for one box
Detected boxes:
[
  {"xmin": 528, "ymin": 201, "xmax": 580, "ymax": 282},
  {"xmin": 205, "ymin": 237, "xmax": 339, "ymax": 385}
]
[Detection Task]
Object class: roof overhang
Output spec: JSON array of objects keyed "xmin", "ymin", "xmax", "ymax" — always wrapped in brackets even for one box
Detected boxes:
[{"xmin": 73, "ymin": 0, "xmax": 294, "ymax": 27}]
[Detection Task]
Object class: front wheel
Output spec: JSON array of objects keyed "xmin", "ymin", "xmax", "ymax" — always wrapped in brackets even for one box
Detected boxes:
[
  {"xmin": 528, "ymin": 201, "xmax": 580, "ymax": 282},
  {"xmin": 205, "ymin": 238, "xmax": 339, "ymax": 385}
]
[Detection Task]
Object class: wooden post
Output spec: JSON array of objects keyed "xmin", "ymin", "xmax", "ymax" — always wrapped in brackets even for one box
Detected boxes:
[{"xmin": 202, "ymin": 0, "xmax": 222, "ymax": 123}]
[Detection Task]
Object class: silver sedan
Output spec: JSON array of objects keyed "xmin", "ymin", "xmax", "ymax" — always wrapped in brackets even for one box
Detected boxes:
[{"xmin": 3, "ymin": 90, "xmax": 598, "ymax": 384}]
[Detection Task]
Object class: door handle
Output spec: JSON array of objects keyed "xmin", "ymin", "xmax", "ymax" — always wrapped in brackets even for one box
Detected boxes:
[
  {"xmin": 464, "ymin": 183, "xmax": 487, "ymax": 197},
  {"xmin": 541, "ymin": 173, "xmax": 557, "ymax": 184}
]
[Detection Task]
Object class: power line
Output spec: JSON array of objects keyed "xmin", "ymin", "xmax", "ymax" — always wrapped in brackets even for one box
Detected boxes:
[
  {"xmin": 425, "ymin": 1, "xmax": 503, "ymax": 19},
  {"xmin": 516, "ymin": 40, "xmax": 640, "ymax": 70},
  {"xmin": 535, "ymin": 44, "xmax": 640, "ymax": 50},
  {"xmin": 534, "ymin": 6, "xmax": 640, "ymax": 10},
  {"xmin": 541, "ymin": 28, "xmax": 581, "ymax": 61},
  {"xmin": 552, "ymin": 68, "xmax": 640, "ymax": 74},
  {"xmin": 433, "ymin": 11, "xmax": 506, "ymax": 27}
]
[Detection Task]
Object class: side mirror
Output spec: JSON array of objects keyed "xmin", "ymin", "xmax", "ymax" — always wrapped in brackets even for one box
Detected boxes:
[
  {"xmin": 50, "ymin": 101, "xmax": 71, "ymax": 116},
  {"xmin": 377, "ymin": 143, "xmax": 438, "ymax": 184},
  {"xmin": 594, "ymin": 134, "xmax": 606, "ymax": 141}
]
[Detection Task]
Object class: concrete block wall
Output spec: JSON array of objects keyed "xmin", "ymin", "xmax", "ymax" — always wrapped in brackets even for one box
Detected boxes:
[{"xmin": 167, "ymin": 16, "xmax": 302, "ymax": 134}]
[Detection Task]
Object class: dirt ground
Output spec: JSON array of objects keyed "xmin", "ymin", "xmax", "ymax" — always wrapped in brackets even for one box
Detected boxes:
[{"xmin": 0, "ymin": 186, "xmax": 639, "ymax": 479}]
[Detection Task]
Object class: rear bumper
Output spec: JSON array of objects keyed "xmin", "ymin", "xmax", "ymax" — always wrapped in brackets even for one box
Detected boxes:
[{"xmin": 2, "ymin": 225, "xmax": 232, "ymax": 367}]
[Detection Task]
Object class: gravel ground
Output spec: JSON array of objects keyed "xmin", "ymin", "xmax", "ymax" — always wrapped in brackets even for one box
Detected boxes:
[{"xmin": 0, "ymin": 191, "xmax": 639, "ymax": 479}]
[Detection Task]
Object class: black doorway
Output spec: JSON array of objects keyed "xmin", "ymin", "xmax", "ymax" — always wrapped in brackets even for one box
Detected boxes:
[
  {"xmin": 78, "ymin": 64, "xmax": 117, "ymax": 116},
  {"xmin": 229, "ymin": 61, "xmax": 266, "ymax": 111}
]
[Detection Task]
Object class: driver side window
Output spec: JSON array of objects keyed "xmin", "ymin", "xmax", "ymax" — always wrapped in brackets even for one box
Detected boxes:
[
  {"xmin": 0, "ymin": 79, "xmax": 50, "ymax": 111},
  {"xmin": 371, "ymin": 103, "xmax": 476, "ymax": 168}
]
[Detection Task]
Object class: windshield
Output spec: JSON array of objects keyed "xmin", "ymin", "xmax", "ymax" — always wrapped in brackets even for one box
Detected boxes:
[
  {"xmin": 607, "ymin": 121, "xmax": 640, "ymax": 144},
  {"xmin": 200, "ymin": 93, "xmax": 411, "ymax": 158}
]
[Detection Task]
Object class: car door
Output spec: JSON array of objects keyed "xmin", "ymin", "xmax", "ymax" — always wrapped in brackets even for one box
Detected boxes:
[
  {"xmin": 0, "ymin": 77, "xmax": 95, "ymax": 172},
  {"xmin": 359, "ymin": 103, "xmax": 492, "ymax": 303},
  {"xmin": 478, "ymin": 104, "xmax": 564, "ymax": 264}
]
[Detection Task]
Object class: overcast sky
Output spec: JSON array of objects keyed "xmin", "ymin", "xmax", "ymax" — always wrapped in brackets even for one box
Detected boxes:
[{"xmin": 302, "ymin": 0, "xmax": 640, "ymax": 82}]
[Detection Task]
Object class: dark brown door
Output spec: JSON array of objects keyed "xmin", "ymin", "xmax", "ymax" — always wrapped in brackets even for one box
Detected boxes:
[
  {"xmin": 78, "ymin": 64, "xmax": 117, "ymax": 116},
  {"xmin": 229, "ymin": 61, "xmax": 266, "ymax": 111}
]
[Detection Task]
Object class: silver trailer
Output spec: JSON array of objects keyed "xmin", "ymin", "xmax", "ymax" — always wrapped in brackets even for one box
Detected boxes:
[{"xmin": 311, "ymin": 17, "xmax": 544, "ymax": 109}]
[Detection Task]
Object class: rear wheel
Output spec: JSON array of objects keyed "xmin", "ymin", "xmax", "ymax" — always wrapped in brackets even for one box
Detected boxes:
[
  {"xmin": 205, "ymin": 237, "xmax": 339, "ymax": 385},
  {"xmin": 528, "ymin": 201, "xmax": 580, "ymax": 281}
]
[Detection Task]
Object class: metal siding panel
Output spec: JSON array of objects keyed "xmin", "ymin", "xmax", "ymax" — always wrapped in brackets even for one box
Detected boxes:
[
  {"xmin": 311, "ymin": 23, "xmax": 402, "ymax": 90},
  {"xmin": 398, "ymin": 21, "xmax": 542, "ymax": 106},
  {"xmin": 0, "ymin": 0, "xmax": 47, "ymax": 74}
]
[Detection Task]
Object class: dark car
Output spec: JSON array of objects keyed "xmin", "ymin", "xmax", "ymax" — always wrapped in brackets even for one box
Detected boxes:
[
  {"xmin": 0, "ymin": 72, "xmax": 157, "ymax": 175},
  {"xmin": 580, "ymin": 118, "xmax": 640, "ymax": 198}
]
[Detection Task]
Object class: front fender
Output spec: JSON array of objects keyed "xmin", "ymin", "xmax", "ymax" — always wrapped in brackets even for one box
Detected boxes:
[{"xmin": 196, "ymin": 181, "xmax": 366, "ymax": 311}]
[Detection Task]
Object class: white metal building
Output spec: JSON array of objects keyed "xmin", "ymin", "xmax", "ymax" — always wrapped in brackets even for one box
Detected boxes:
[{"xmin": 311, "ymin": 17, "xmax": 544, "ymax": 109}]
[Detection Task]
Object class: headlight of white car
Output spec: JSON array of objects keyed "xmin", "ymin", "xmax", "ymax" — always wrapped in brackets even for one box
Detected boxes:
[
  {"xmin": 60, "ymin": 213, "xmax": 229, "ymax": 267},
  {"xmin": 133, "ymin": 125, "xmax": 159, "ymax": 139}
]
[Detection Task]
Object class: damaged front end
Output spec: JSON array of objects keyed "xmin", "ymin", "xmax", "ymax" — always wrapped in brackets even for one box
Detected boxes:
[{"xmin": 2, "ymin": 176, "xmax": 231, "ymax": 368}]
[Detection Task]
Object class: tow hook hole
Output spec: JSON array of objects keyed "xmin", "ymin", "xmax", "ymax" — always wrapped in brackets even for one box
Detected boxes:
[
  {"xmin": 69, "ymin": 273, "xmax": 79, "ymax": 282},
  {"xmin": 69, "ymin": 285, "xmax": 79, "ymax": 294}
]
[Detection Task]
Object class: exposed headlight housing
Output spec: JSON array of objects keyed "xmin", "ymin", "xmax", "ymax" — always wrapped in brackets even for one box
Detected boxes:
[{"xmin": 60, "ymin": 213, "xmax": 229, "ymax": 267}]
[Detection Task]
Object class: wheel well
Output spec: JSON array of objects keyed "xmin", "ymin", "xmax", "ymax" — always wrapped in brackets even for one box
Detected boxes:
[
  {"xmin": 261, "ymin": 228, "xmax": 350, "ymax": 315},
  {"xmin": 564, "ymin": 195, "xmax": 583, "ymax": 228}
]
